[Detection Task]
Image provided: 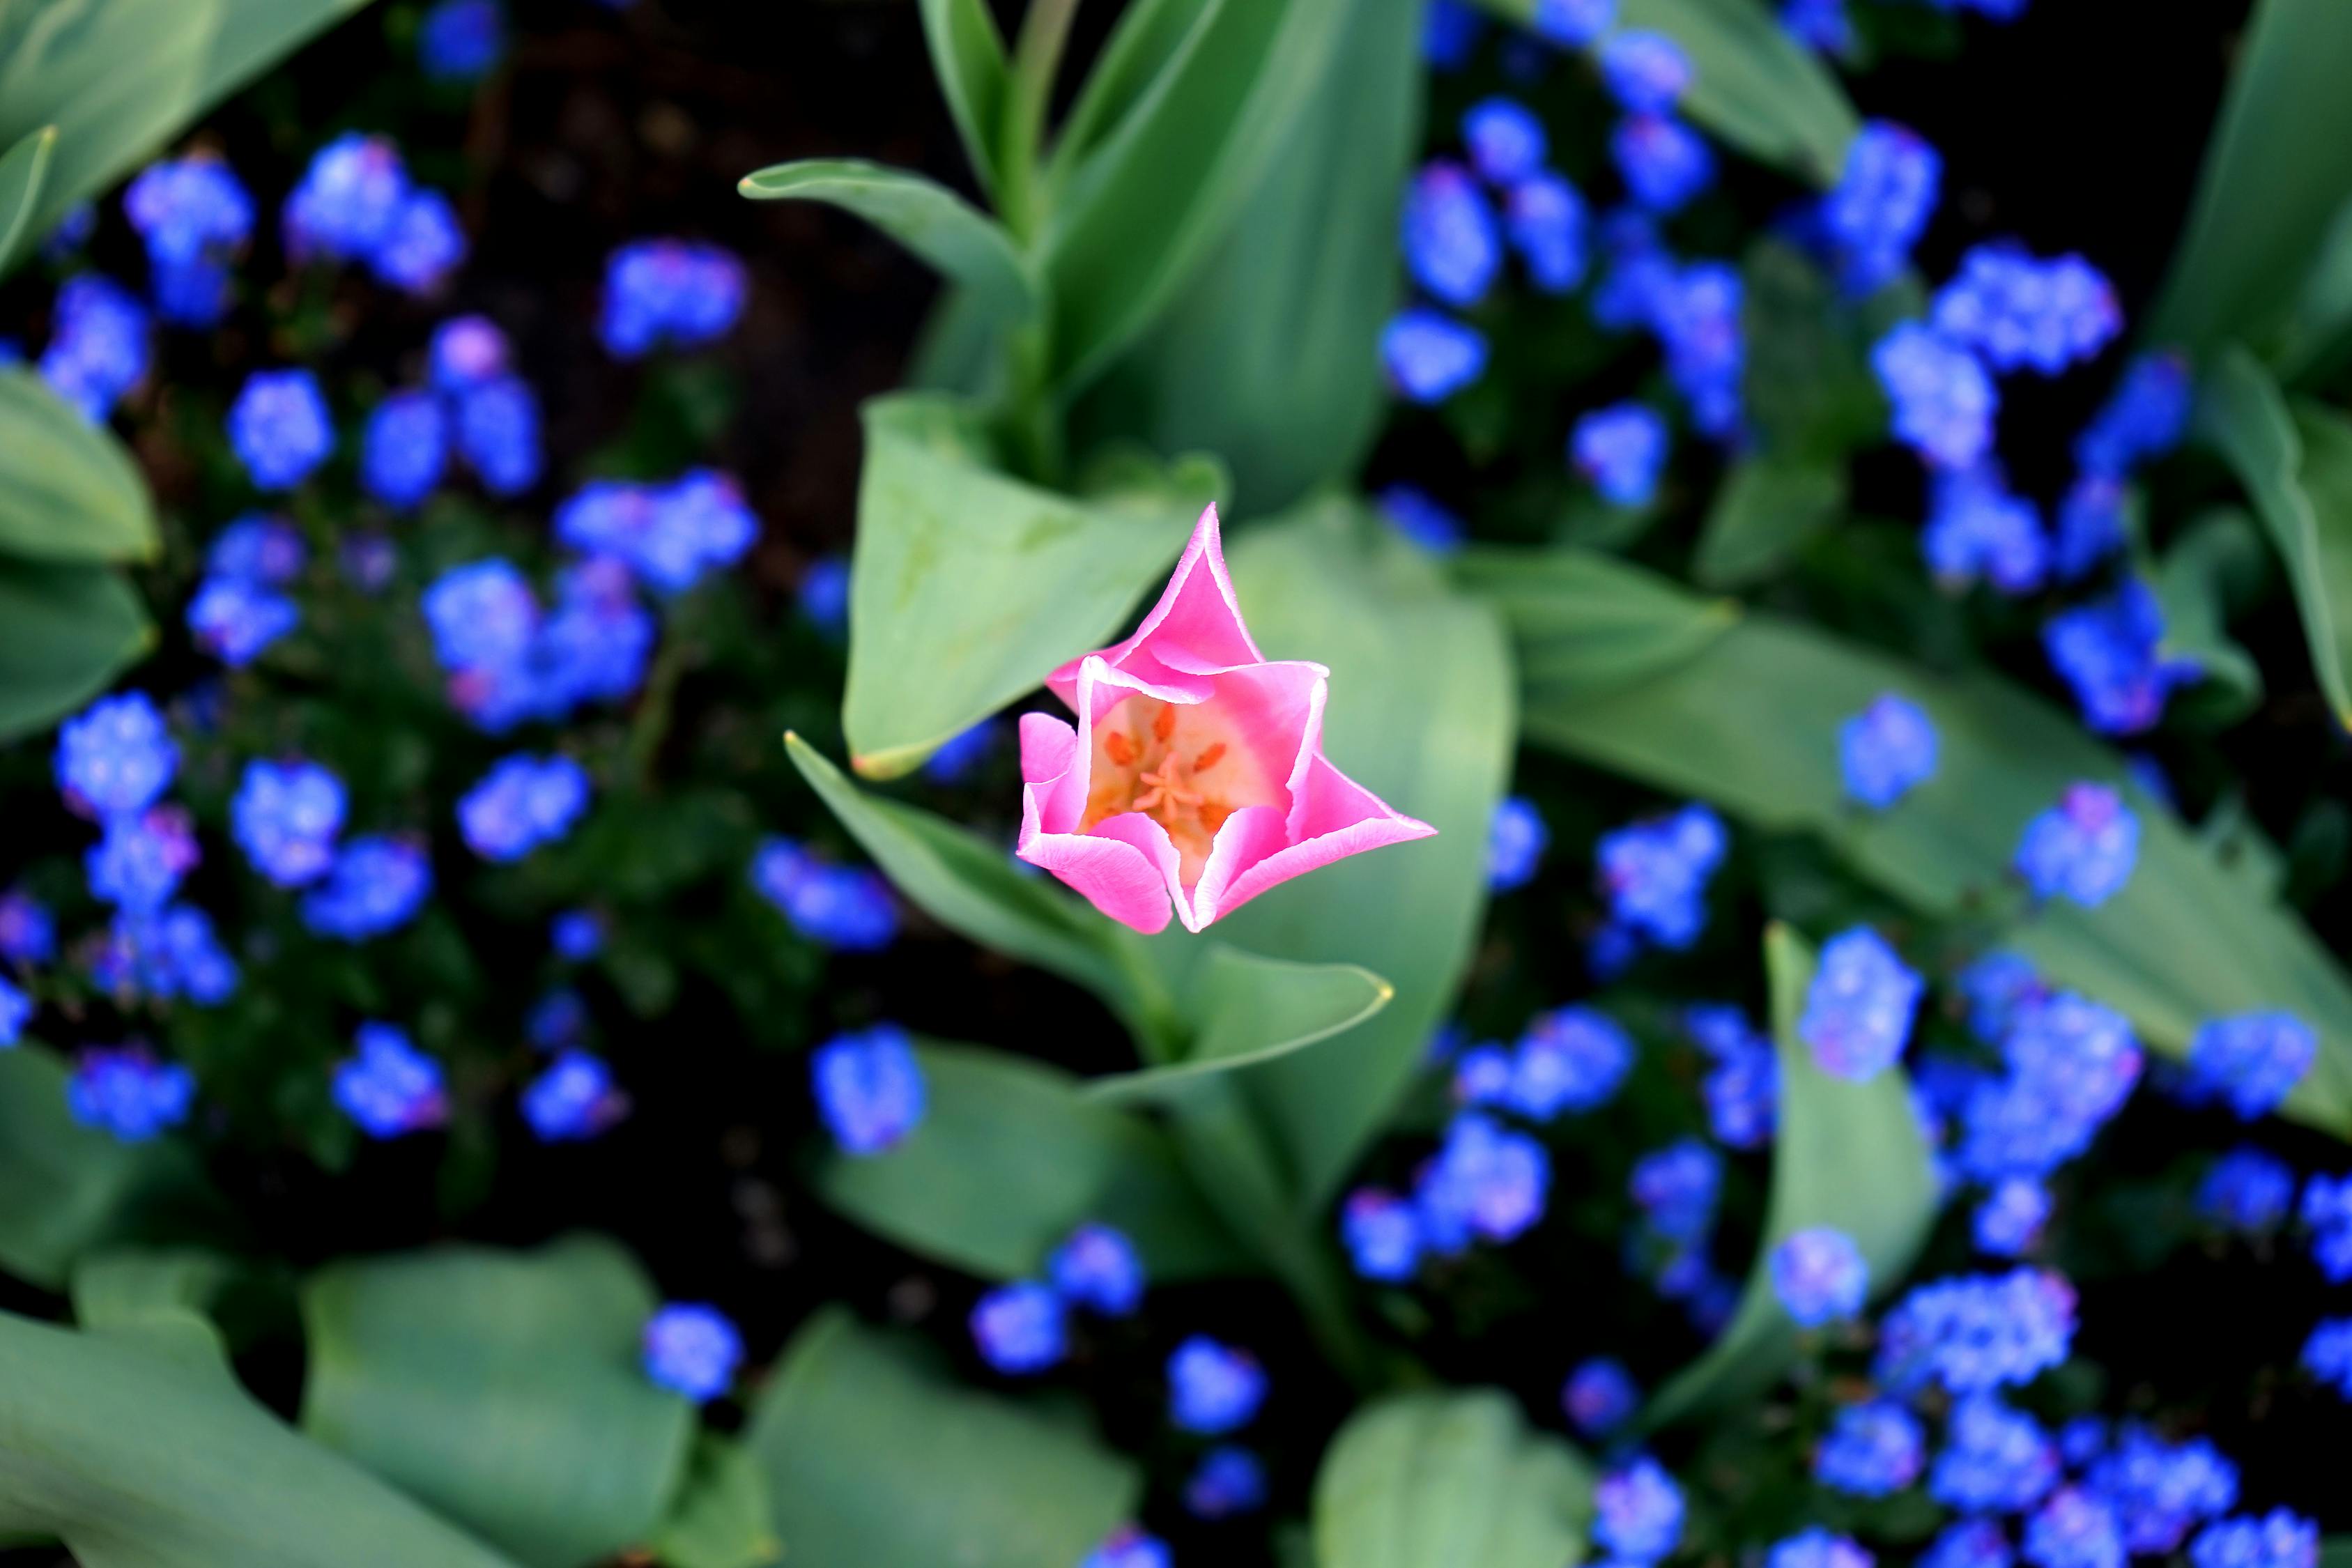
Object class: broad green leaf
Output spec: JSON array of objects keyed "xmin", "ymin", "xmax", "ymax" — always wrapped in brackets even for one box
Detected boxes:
[
  {"xmin": 1050, "ymin": 0, "xmax": 1215, "ymax": 178},
  {"xmin": 2151, "ymin": 508, "xmax": 2265, "ymax": 722},
  {"xmin": 1469, "ymin": 0, "xmax": 1857, "ymax": 183},
  {"xmin": 1069, "ymin": 0, "xmax": 1419, "ymax": 514},
  {"xmin": 1089, "ymin": 946, "xmax": 1391, "ymax": 1105},
  {"xmin": 0, "ymin": 1308, "xmax": 521, "ymax": 1568},
  {"xmin": 1486, "ymin": 547, "xmax": 2352, "ymax": 1137},
  {"xmin": 2321, "ymin": 1539, "xmax": 2352, "ymax": 1568},
  {"xmin": 785, "ymin": 732, "xmax": 1160, "ymax": 1034},
  {"xmin": 737, "ymin": 160, "xmax": 1033, "ymax": 320},
  {"xmin": 2275, "ymin": 195, "xmax": 2352, "ymax": 383},
  {"xmin": 916, "ymin": 0, "xmax": 1012, "ymax": 199},
  {"xmin": 1040, "ymin": 0, "xmax": 1353, "ymax": 387},
  {"xmin": 0, "ymin": 1045, "xmax": 199, "ymax": 1289},
  {"xmin": 1148, "ymin": 499, "xmax": 1514, "ymax": 1208},
  {"xmin": 71, "ymin": 1246, "xmax": 237, "ymax": 1336},
  {"xmin": 300, "ymin": 1237, "xmax": 695, "ymax": 1568},
  {"xmin": 1691, "ymin": 455, "xmax": 1846, "ymax": 589},
  {"xmin": 0, "ymin": 367, "xmax": 158, "ymax": 562},
  {"xmin": 1452, "ymin": 545, "xmax": 1736, "ymax": 704},
  {"xmin": 840, "ymin": 392, "xmax": 1215, "ymax": 777},
  {"xmin": 1644, "ymin": 925, "xmax": 1937, "ymax": 1426},
  {"xmin": 0, "ymin": 556, "xmax": 151, "ymax": 741},
  {"xmin": 1312, "ymin": 1389, "xmax": 1597, "ymax": 1568},
  {"xmin": 815, "ymin": 1040, "xmax": 1247, "ymax": 1282},
  {"xmin": 649, "ymin": 1436, "xmax": 780, "ymax": 1568},
  {"xmin": 747, "ymin": 1308, "xmax": 1138, "ymax": 1568},
  {"xmin": 0, "ymin": 124, "xmax": 54, "ymax": 275},
  {"xmin": 2198, "ymin": 347, "xmax": 2352, "ymax": 727},
  {"xmin": 2144, "ymin": 0, "xmax": 2352, "ymax": 356}
]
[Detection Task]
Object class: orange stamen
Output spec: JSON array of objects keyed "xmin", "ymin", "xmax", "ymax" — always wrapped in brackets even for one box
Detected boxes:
[
  {"xmin": 1152, "ymin": 704, "xmax": 1177, "ymax": 743},
  {"xmin": 1199, "ymin": 802, "xmax": 1231, "ymax": 834},
  {"xmin": 1103, "ymin": 731, "xmax": 1137, "ymax": 767},
  {"xmin": 1193, "ymin": 743, "xmax": 1226, "ymax": 772}
]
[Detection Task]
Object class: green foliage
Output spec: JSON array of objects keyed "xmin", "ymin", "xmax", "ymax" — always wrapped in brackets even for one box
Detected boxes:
[
  {"xmin": 915, "ymin": 0, "xmax": 1014, "ymax": 199},
  {"xmin": 0, "ymin": 123, "xmax": 55, "ymax": 275},
  {"xmin": 737, "ymin": 160, "xmax": 1036, "ymax": 321},
  {"xmin": 0, "ymin": 368, "xmax": 157, "ymax": 564},
  {"xmin": 746, "ymin": 1308, "xmax": 1139, "ymax": 1568},
  {"xmin": 0, "ymin": 1046, "xmax": 205, "ymax": 1289},
  {"xmin": 1088, "ymin": 946, "xmax": 1392, "ymax": 1105},
  {"xmin": 1312, "ymin": 1390, "xmax": 1597, "ymax": 1568},
  {"xmin": 1643, "ymin": 925, "xmax": 1937, "ymax": 1427},
  {"xmin": 300, "ymin": 1238, "xmax": 696, "ymax": 1568},
  {"xmin": 649, "ymin": 1436, "xmax": 782, "ymax": 1568},
  {"xmin": 2150, "ymin": 508, "xmax": 2266, "ymax": 723}
]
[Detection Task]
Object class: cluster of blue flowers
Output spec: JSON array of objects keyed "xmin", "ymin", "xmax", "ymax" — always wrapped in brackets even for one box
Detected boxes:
[
  {"xmin": 1686, "ymin": 1001, "xmax": 1779, "ymax": 1148},
  {"xmin": 810, "ymin": 1024, "xmax": 926, "ymax": 1155},
  {"xmin": 456, "ymin": 753, "xmax": 591, "ymax": 861},
  {"xmin": 751, "ymin": 836, "xmax": 899, "ymax": 952},
  {"xmin": 284, "ymin": 133, "xmax": 467, "ymax": 294},
  {"xmin": 969, "ymin": 1221, "xmax": 1145, "ymax": 1376},
  {"xmin": 332, "ymin": 1022, "xmax": 449, "ymax": 1139},
  {"xmin": 364, "ymin": 314, "xmax": 544, "ymax": 509},
  {"xmin": 599, "ymin": 239, "xmax": 748, "ymax": 358},
  {"xmin": 1592, "ymin": 803, "xmax": 1727, "ymax": 973},
  {"xmin": 1771, "ymin": 1225, "xmax": 1869, "ymax": 1325},
  {"xmin": 1799, "ymin": 927, "xmax": 1925, "ymax": 1082}
]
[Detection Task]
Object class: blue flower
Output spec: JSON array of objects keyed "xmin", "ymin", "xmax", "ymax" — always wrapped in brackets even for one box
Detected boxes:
[
  {"xmin": 457, "ymin": 754, "xmax": 590, "ymax": 861},
  {"xmin": 1506, "ymin": 171, "xmax": 1590, "ymax": 293},
  {"xmin": 1185, "ymin": 1446, "xmax": 1267, "ymax": 1519},
  {"xmin": 1402, "ymin": 162, "xmax": 1501, "ymax": 307},
  {"xmin": 1050, "ymin": 1223, "xmax": 1144, "ymax": 1316},
  {"xmin": 231, "ymin": 759, "xmax": 346, "ymax": 887},
  {"xmin": 0, "ymin": 978, "xmax": 29, "ymax": 1045},
  {"xmin": 1771, "ymin": 1530, "xmax": 1875, "ymax": 1568},
  {"xmin": 1960, "ymin": 951, "xmax": 2045, "ymax": 1042},
  {"xmin": 2187, "ymin": 1011, "xmax": 2316, "ymax": 1120},
  {"xmin": 40, "ymin": 275, "xmax": 150, "ymax": 420},
  {"xmin": 1377, "ymin": 484, "xmax": 1467, "ymax": 553},
  {"xmin": 55, "ymin": 691, "xmax": 177, "ymax": 817},
  {"xmin": 1081, "ymin": 1527, "xmax": 1172, "ymax": 1568},
  {"xmin": 1689, "ymin": 1004, "xmax": 1776, "ymax": 1148},
  {"xmin": 2015, "ymin": 784, "xmax": 2138, "ymax": 906},
  {"xmin": 1511, "ymin": 1006, "xmax": 1634, "ymax": 1119},
  {"xmin": 1167, "ymin": 1335, "xmax": 1266, "ymax": 1434},
  {"xmin": 2077, "ymin": 352, "xmax": 2192, "ymax": 479},
  {"xmin": 1841, "ymin": 693, "xmax": 1938, "ymax": 808},
  {"xmin": 371, "ymin": 189, "xmax": 468, "ymax": 294},
  {"xmin": 1341, "ymin": 1187, "xmax": 1422, "ymax": 1281},
  {"xmin": 1533, "ymin": 0, "xmax": 1615, "ymax": 45},
  {"xmin": 1611, "ymin": 114, "xmax": 1714, "ymax": 213},
  {"xmin": 1596, "ymin": 804, "xmax": 1725, "ymax": 951},
  {"xmin": 67, "ymin": 1047, "xmax": 194, "ymax": 1142},
  {"xmin": 1600, "ymin": 31, "xmax": 1694, "ymax": 114},
  {"xmin": 300, "ymin": 835, "xmax": 433, "ymax": 941},
  {"xmin": 599, "ymin": 239, "xmax": 748, "ymax": 357},
  {"xmin": 643, "ymin": 1303, "xmax": 741, "ymax": 1401},
  {"xmin": 125, "ymin": 154, "xmax": 254, "ymax": 268},
  {"xmin": 2198, "ymin": 1147, "xmax": 2295, "ymax": 1233},
  {"xmin": 94, "ymin": 905, "xmax": 238, "ymax": 1006},
  {"xmin": 1974, "ymin": 1177, "xmax": 2052, "ymax": 1256},
  {"xmin": 1923, "ymin": 1521, "xmax": 2014, "ymax": 1568},
  {"xmin": 188, "ymin": 575, "xmax": 300, "ymax": 667},
  {"xmin": 0, "ymin": 890, "xmax": 55, "ymax": 965},
  {"xmin": 229, "ymin": 369, "xmax": 334, "ymax": 491},
  {"xmin": 284, "ymin": 133, "xmax": 409, "ymax": 261},
  {"xmin": 1874, "ymin": 1267, "xmax": 2077, "ymax": 1394},
  {"xmin": 333, "ymin": 1022, "xmax": 448, "ymax": 1137},
  {"xmin": 800, "ymin": 555, "xmax": 850, "ymax": 638},
  {"xmin": 551, "ymin": 909, "xmax": 605, "ymax": 961},
  {"xmin": 527, "ymin": 989, "xmax": 587, "ymax": 1051},
  {"xmin": 1876, "ymin": 325, "xmax": 1996, "ymax": 470},
  {"xmin": 969, "ymin": 1282, "xmax": 1064, "ymax": 1375},
  {"xmin": 1958, "ymin": 992, "xmax": 2141, "ymax": 1183},
  {"xmin": 2086, "ymin": 1429, "xmax": 2238, "ymax": 1553},
  {"xmin": 86, "ymin": 806, "xmax": 199, "ymax": 914},
  {"xmin": 1563, "ymin": 1357, "xmax": 1638, "ymax": 1436},
  {"xmin": 429, "ymin": 314, "xmax": 512, "ymax": 390},
  {"xmin": 2188, "ymin": 1513, "xmax": 2319, "ymax": 1568},
  {"xmin": 418, "ymin": 0, "xmax": 505, "ymax": 82},
  {"xmin": 2025, "ymin": 1489, "xmax": 2126, "ymax": 1568},
  {"xmin": 424, "ymin": 558, "xmax": 539, "ymax": 672},
  {"xmin": 810, "ymin": 1024, "xmax": 925, "ymax": 1155},
  {"xmin": 1935, "ymin": 1394, "xmax": 2059, "ymax": 1512},
  {"xmin": 1782, "ymin": 0, "xmax": 1853, "ymax": 53},
  {"xmin": 520, "ymin": 1050, "xmax": 627, "ymax": 1141},
  {"xmin": 1454, "ymin": 1042, "xmax": 1514, "ymax": 1106},
  {"xmin": 1800, "ymin": 927, "xmax": 1923, "ymax": 1082},
  {"xmin": 922, "ymin": 720, "xmax": 1000, "ymax": 785},
  {"xmin": 2301, "ymin": 1173, "xmax": 2352, "ymax": 1282},
  {"xmin": 1382, "ymin": 309, "xmax": 1487, "ymax": 402},
  {"xmin": 1932, "ymin": 245, "xmax": 2121, "ymax": 376},
  {"xmin": 1591, "ymin": 209, "xmax": 1676, "ymax": 332},
  {"xmin": 555, "ymin": 472, "xmax": 758, "ymax": 594},
  {"xmin": 1424, "ymin": 0, "xmax": 1483, "ymax": 67},
  {"xmin": 362, "ymin": 392, "xmax": 449, "ymax": 512},
  {"xmin": 1419, "ymin": 1111, "xmax": 1551, "ymax": 1246},
  {"xmin": 2052, "ymin": 475, "xmax": 2128, "ymax": 583},
  {"xmin": 1463, "ymin": 98, "xmax": 1548, "ymax": 185},
  {"xmin": 151, "ymin": 259, "xmax": 231, "ymax": 327},
  {"xmin": 1655, "ymin": 261, "xmax": 1744, "ymax": 437},
  {"xmin": 2043, "ymin": 580, "xmax": 2200, "ymax": 736},
  {"xmin": 454, "ymin": 375, "xmax": 544, "ymax": 495},
  {"xmin": 2303, "ymin": 1318, "xmax": 2352, "ymax": 1398},
  {"xmin": 1817, "ymin": 1399, "xmax": 1926, "ymax": 1494},
  {"xmin": 1572, "ymin": 402, "xmax": 1668, "ymax": 506},
  {"xmin": 207, "ymin": 514, "xmax": 306, "ymax": 585},
  {"xmin": 1631, "ymin": 1137, "xmax": 1721, "ymax": 1245},
  {"xmin": 1771, "ymin": 1226, "xmax": 1868, "ymax": 1325},
  {"xmin": 1594, "ymin": 1455, "xmax": 1684, "ymax": 1563},
  {"xmin": 1821, "ymin": 121, "xmax": 1942, "ymax": 293},
  {"xmin": 1487, "ymin": 796, "xmax": 1548, "ymax": 891}
]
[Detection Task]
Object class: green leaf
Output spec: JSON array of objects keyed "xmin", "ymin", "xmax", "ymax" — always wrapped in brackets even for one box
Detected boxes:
[
  {"xmin": 1489, "ymin": 546, "xmax": 2352, "ymax": 1138},
  {"xmin": 785, "ymin": 732, "xmax": 1158, "ymax": 1033},
  {"xmin": 1312, "ymin": 1389, "xmax": 1597, "ymax": 1568},
  {"xmin": 1452, "ymin": 545, "xmax": 1737, "ymax": 703},
  {"xmin": 814, "ymin": 1040, "xmax": 1247, "ymax": 1282},
  {"xmin": 737, "ymin": 160, "xmax": 1033, "ymax": 321},
  {"xmin": 0, "ymin": 1308, "xmax": 522, "ymax": 1568},
  {"xmin": 2144, "ymin": 0, "xmax": 2352, "ymax": 356},
  {"xmin": 2274, "ymin": 196, "xmax": 2352, "ymax": 383},
  {"xmin": 649, "ymin": 1436, "xmax": 780, "ymax": 1568},
  {"xmin": 1468, "ymin": 0, "xmax": 1857, "ymax": 183},
  {"xmin": 746, "ymin": 1308, "xmax": 1138, "ymax": 1568},
  {"xmin": 1146, "ymin": 498, "xmax": 1514, "ymax": 1207},
  {"xmin": 0, "ymin": 1045, "xmax": 199, "ymax": 1289},
  {"xmin": 2198, "ymin": 346, "xmax": 2352, "ymax": 728},
  {"xmin": 0, "ymin": 556, "xmax": 151, "ymax": 741},
  {"xmin": 1050, "ymin": 0, "xmax": 1214, "ymax": 177},
  {"xmin": 2320, "ymin": 1538, "xmax": 2352, "ymax": 1568},
  {"xmin": 70, "ymin": 1246, "xmax": 238, "ymax": 1336},
  {"xmin": 1068, "ymin": 0, "xmax": 1419, "ymax": 514},
  {"xmin": 1691, "ymin": 456, "xmax": 1847, "ymax": 590},
  {"xmin": 300, "ymin": 1237, "xmax": 695, "ymax": 1568},
  {"xmin": 840, "ymin": 392, "xmax": 1215, "ymax": 777},
  {"xmin": 1088, "ymin": 946, "xmax": 1391, "ymax": 1105},
  {"xmin": 1643, "ymin": 925, "xmax": 1937, "ymax": 1426},
  {"xmin": 0, "ymin": 124, "xmax": 55, "ymax": 275},
  {"xmin": 2151, "ymin": 507, "xmax": 2266, "ymax": 722},
  {"xmin": 916, "ymin": 0, "xmax": 1012, "ymax": 199},
  {"xmin": 1040, "ymin": 0, "xmax": 1353, "ymax": 387},
  {"xmin": 0, "ymin": 367, "xmax": 159, "ymax": 563}
]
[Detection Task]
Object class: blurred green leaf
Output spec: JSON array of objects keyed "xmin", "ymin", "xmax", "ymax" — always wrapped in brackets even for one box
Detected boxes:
[
  {"xmin": 0, "ymin": 555, "xmax": 151, "ymax": 741},
  {"xmin": 1040, "ymin": 0, "xmax": 1352, "ymax": 388},
  {"xmin": 841, "ymin": 393, "xmax": 1215, "ymax": 777},
  {"xmin": 1050, "ymin": 0, "xmax": 1213, "ymax": 176},
  {"xmin": 649, "ymin": 1435, "xmax": 780, "ymax": 1568},
  {"xmin": 2275, "ymin": 196, "xmax": 2352, "ymax": 383},
  {"xmin": 0, "ymin": 368, "xmax": 159, "ymax": 563},
  {"xmin": 916, "ymin": 0, "xmax": 1012, "ymax": 200},
  {"xmin": 1482, "ymin": 546, "xmax": 2352, "ymax": 1138},
  {"xmin": 0, "ymin": 123, "xmax": 54, "ymax": 274},
  {"xmin": 1691, "ymin": 456, "xmax": 1847, "ymax": 590},
  {"xmin": 815, "ymin": 1040, "xmax": 1247, "ymax": 1282},
  {"xmin": 1070, "ymin": 0, "xmax": 1418, "ymax": 515},
  {"xmin": 747, "ymin": 1308, "xmax": 1139, "ymax": 1568},
  {"xmin": 71, "ymin": 1245, "xmax": 238, "ymax": 1337},
  {"xmin": 1089, "ymin": 946, "xmax": 1390, "ymax": 1105},
  {"xmin": 0, "ymin": 1045, "xmax": 199, "ymax": 1289},
  {"xmin": 0, "ymin": 1308, "xmax": 521, "ymax": 1568},
  {"xmin": 1644, "ymin": 924, "xmax": 1937, "ymax": 1426},
  {"xmin": 2144, "ymin": 0, "xmax": 2352, "ymax": 357},
  {"xmin": 2199, "ymin": 346, "xmax": 2352, "ymax": 728},
  {"xmin": 2151, "ymin": 507, "xmax": 2266, "ymax": 723},
  {"xmin": 1453, "ymin": 545, "xmax": 1736, "ymax": 703},
  {"xmin": 738, "ymin": 160, "xmax": 1033, "ymax": 321},
  {"xmin": 1312, "ymin": 1389, "xmax": 1597, "ymax": 1568},
  {"xmin": 300, "ymin": 1237, "xmax": 695, "ymax": 1568}
]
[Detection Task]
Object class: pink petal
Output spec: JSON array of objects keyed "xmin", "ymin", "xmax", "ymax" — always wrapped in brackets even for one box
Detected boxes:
[
  {"xmin": 1181, "ymin": 804, "xmax": 1292, "ymax": 930},
  {"xmin": 1017, "ymin": 814, "xmax": 1181, "ymax": 935},
  {"xmin": 1210, "ymin": 753, "xmax": 1439, "ymax": 922},
  {"xmin": 1046, "ymin": 505, "xmax": 1262, "ymax": 706}
]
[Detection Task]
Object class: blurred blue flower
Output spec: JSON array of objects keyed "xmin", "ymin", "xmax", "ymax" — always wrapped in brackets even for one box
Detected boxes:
[
  {"xmin": 1771, "ymin": 1226, "xmax": 1868, "ymax": 1325},
  {"xmin": 68, "ymin": 1047, "xmax": 194, "ymax": 1142},
  {"xmin": 599, "ymin": 239, "xmax": 748, "ymax": 357},
  {"xmin": 300, "ymin": 834, "xmax": 433, "ymax": 941},
  {"xmin": 1051, "ymin": 1223, "xmax": 1144, "ymax": 1316},
  {"xmin": 811, "ymin": 1024, "xmax": 925, "ymax": 1155},
  {"xmin": 970, "ymin": 1282, "xmax": 1065, "ymax": 1375},
  {"xmin": 1800, "ymin": 927, "xmax": 1923, "ymax": 1082},
  {"xmin": 55, "ymin": 691, "xmax": 176, "ymax": 817},
  {"xmin": 232, "ymin": 759, "xmax": 346, "ymax": 887},
  {"xmin": 1841, "ymin": 693, "xmax": 1939, "ymax": 809},
  {"xmin": 1383, "ymin": 308, "xmax": 1487, "ymax": 402},
  {"xmin": 418, "ymin": 0, "xmax": 505, "ymax": 82},
  {"xmin": 334, "ymin": 1022, "xmax": 449, "ymax": 1137},
  {"xmin": 362, "ymin": 391, "xmax": 449, "ymax": 510},
  {"xmin": 643, "ymin": 1303, "xmax": 742, "ymax": 1401},
  {"xmin": 1563, "ymin": 1357, "xmax": 1638, "ymax": 1436},
  {"xmin": 521, "ymin": 1049, "xmax": 627, "ymax": 1141},
  {"xmin": 229, "ymin": 369, "xmax": 333, "ymax": 491},
  {"xmin": 456, "ymin": 753, "xmax": 590, "ymax": 861},
  {"xmin": 1167, "ymin": 1335, "xmax": 1266, "ymax": 1434},
  {"xmin": 2015, "ymin": 784, "xmax": 2138, "ymax": 906}
]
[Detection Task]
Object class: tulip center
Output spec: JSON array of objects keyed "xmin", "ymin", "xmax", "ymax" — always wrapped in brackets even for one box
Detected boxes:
[{"xmin": 1082, "ymin": 695, "xmax": 1282, "ymax": 886}]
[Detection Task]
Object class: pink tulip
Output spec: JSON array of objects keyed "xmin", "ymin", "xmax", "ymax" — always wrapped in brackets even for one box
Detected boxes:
[{"xmin": 1016, "ymin": 505, "xmax": 1436, "ymax": 934}]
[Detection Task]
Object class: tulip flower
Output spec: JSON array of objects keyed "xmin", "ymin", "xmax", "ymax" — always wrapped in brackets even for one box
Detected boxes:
[{"xmin": 1016, "ymin": 505, "xmax": 1436, "ymax": 934}]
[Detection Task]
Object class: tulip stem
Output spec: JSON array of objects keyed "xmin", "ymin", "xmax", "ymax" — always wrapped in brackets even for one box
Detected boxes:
[{"xmin": 999, "ymin": 0, "xmax": 1084, "ymax": 243}]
